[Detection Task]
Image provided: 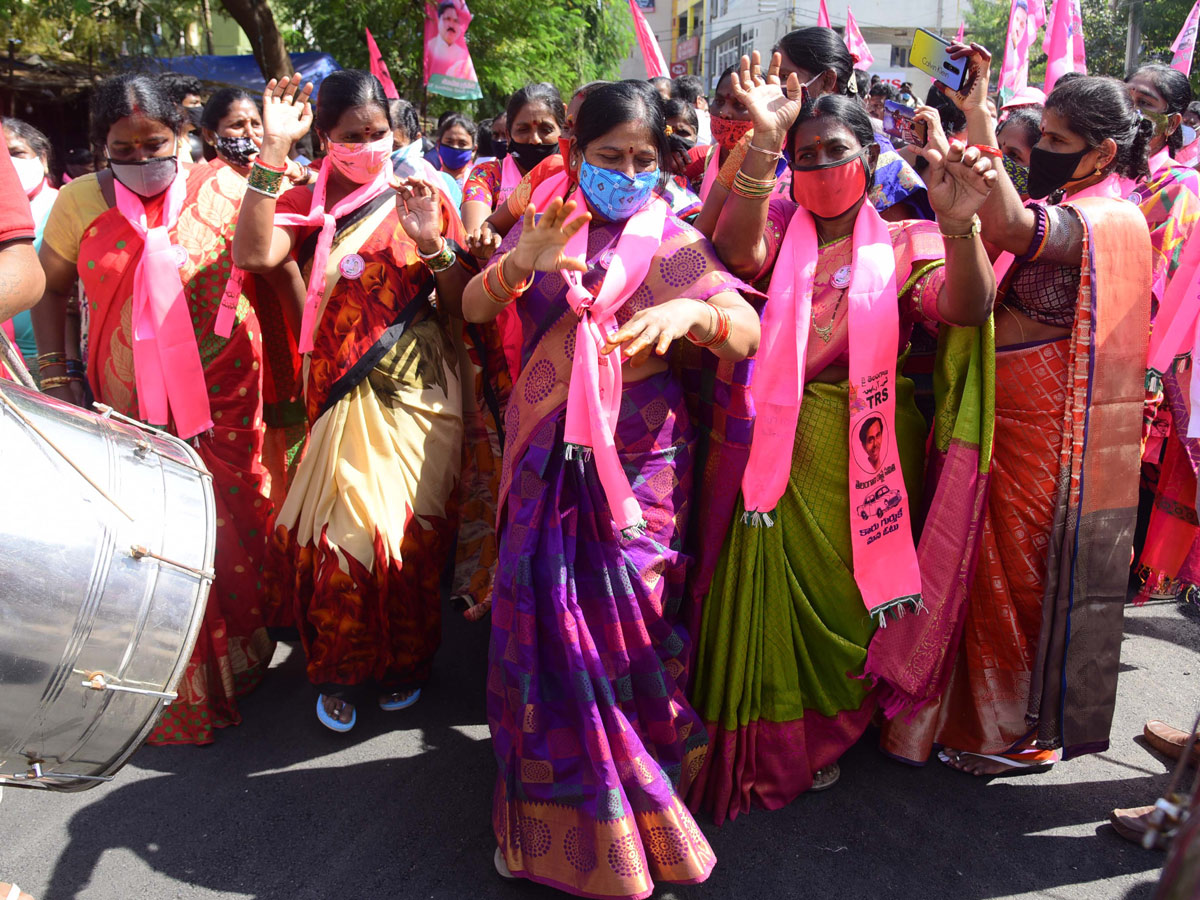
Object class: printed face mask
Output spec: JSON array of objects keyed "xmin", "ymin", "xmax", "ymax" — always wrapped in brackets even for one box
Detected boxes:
[
  {"xmin": 1002, "ymin": 153, "xmax": 1030, "ymax": 196},
  {"xmin": 438, "ymin": 143, "xmax": 474, "ymax": 170},
  {"xmin": 709, "ymin": 115, "xmax": 753, "ymax": 152},
  {"xmin": 108, "ymin": 155, "xmax": 179, "ymax": 198},
  {"xmin": 578, "ymin": 160, "xmax": 658, "ymax": 221},
  {"xmin": 509, "ymin": 140, "xmax": 559, "ymax": 171},
  {"xmin": 215, "ymin": 135, "xmax": 258, "ymax": 167},
  {"xmin": 1026, "ymin": 145, "xmax": 1090, "ymax": 200},
  {"xmin": 789, "ymin": 149, "xmax": 870, "ymax": 219},
  {"xmin": 11, "ymin": 155, "xmax": 45, "ymax": 196},
  {"xmin": 326, "ymin": 134, "xmax": 394, "ymax": 184}
]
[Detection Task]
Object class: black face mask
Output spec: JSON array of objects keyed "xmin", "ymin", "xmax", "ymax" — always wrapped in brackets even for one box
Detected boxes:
[
  {"xmin": 1027, "ymin": 145, "xmax": 1090, "ymax": 200},
  {"xmin": 186, "ymin": 106, "xmax": 204, "ymax": 129},
  {"xmin": 492, "ymin": 138, "xmax": 509, "ymax": 160},
  {"xmin": 509, "ymin": 140, "xmax": 559, "ymax": 171}
]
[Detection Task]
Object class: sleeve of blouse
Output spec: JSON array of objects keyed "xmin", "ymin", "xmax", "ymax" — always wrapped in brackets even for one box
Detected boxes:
[
  {"xmin": 751, "ymin": 197, "xmax": 793, "ymax": 284},
  {"xmin": 41, "ymin": 179, "xmax": 92, "ymax": 264},
  {"xmin": 893, "ymin": 220, "xmax": 949, "ymax": 324},
  {"xmin": 462, "ymin": 160, "xmax": 499, "ymax": 208},
  {"xmin": 1017, "ymin": 202, "xmax": 1085, "ymax": 267}
]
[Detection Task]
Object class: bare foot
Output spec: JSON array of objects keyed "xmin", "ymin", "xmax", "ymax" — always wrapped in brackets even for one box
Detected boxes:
[
  {"xmin": 379, "ymin": 687, "xmax": 421, "ymax": 710},
  {"xmin": 939, "ymin": 748, "xmax": 1051, "ymax": 776},
  {"xmin": 322, "ymin": 695, "xmax": 354, "ymax": 725}
]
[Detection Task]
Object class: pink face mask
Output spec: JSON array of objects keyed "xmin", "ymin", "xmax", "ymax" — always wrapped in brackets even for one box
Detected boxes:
[{"xmin": 325, "ymin": 134, "xmax": 394, "ymax": 184}]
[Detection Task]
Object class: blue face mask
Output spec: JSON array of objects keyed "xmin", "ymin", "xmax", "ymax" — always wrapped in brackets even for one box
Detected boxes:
[
  {"xmin": 438, "ymin": 143, "xmax": 474, "ymax": 170},
  {"xmin": 578, "ymin": 160, "xmax": 658, "ymax": 221}
]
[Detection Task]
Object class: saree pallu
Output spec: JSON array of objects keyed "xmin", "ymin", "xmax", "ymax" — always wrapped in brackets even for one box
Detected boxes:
[
  {"xmin": 884, "ymin": 198, "xmax": 1151, "ymax": 762},
  {"xmin": 77, "ymin": 162, "xmax": 274, "ymax": 744},
  {"xmin": 686, "ymin": 378, "xmax": 926, "ymax": 824},
  {"xmin": 265, "ymin": 192, "xmax": 463, "ymax": 691},
  {"xmin": 488, "ymin": 213, "xmax": 751, "ymax": 899}
]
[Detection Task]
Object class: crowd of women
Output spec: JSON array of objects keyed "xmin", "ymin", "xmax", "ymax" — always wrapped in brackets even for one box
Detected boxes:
[{"xmin": 1, "ymin": 22, "xmax": 1198, "ymax": 900}]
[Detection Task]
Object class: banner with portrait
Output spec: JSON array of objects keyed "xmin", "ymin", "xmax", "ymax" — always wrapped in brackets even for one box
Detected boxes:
[{"xmin": 424, "ymin": 0, "xmax": 482, "ymax": 100}]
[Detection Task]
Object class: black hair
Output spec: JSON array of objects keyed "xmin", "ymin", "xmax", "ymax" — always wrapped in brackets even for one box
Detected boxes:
[
  {"xmin": 663, "ymin": 98, "xmax": 699, "ymax": 132},
  {"xmin": 790, "ymin": 93, "xmax": 877, "ymax": 189},
  {"xmin": 868, "ymin": 82, "xmax": 896, "ymax": 101},
  {"xmin": 437, "ymin": 1, "xmax": 457, "ymax": 15},
  {"xmin": 388, "ymin": 98, "xmax": 421, "ymax": 143},
  {"xmin": 997, "ymin": 106, "xmax": 1041, "ymax": 149},
  {"xmin": 715, "ymin": 64, "xmax": 739, "ymax": 94},
  {"xmin": 89, "ymin": 73, "xmax": 184, "ymax": 148},
  {"xmin": 200, "ymin": 87, "xmax": 258, "ymax": 133},
  {"xmin": 648, "ymin": 75, "xmax": 673, "ymax": 94},
  {"xmin": 65, "ymin": 147, "xmax": 93, "ymax": 166},
  {"xmin": 505, "ymin": 82, "xmax": 566, "ymax": 136},
  {"xmin": 1045, "ymin": 75, "xmax": 1152, "ymax": 182},
  {"xmin": 314, "ymin": 69, "xmax": 391, "ymax": 136},
  {"xmin": 852, "ymin": 70, "xmax": 869, "ymax": 100},
  {"xmin": 160, "ymin": 72, "xmax": 204, "ymax": 105},
  {"xmin": 574, "ymin": 80, "xmax": 672, "ymax": 188},
  {"xmin": 671, "ymin": 74, "xmax": 706, "ymax": 105},
  {"xmin": 924, "ymin": 84, "xmax": 967, "ymax": 135},
  {"xmin": 476, "ymin": 117, "xmax": 494, "ymax": 156},
  {"xmin": 858, "ymin": 414, "xmax": 883, "ymax": 444},
  {"xmin": 1, "ymin": 117, "xmax": 51, "ymax": 162},
  {"xmin": 775, "ymin": 27, "xmax": 854, "ymax": 96},
  {"xmin": 1054, "ymin": 71, "xmax": 1085, "ymax": 87},
  {"xmin": 1189, "ymin": 101, "xmax": 1200, "ymax": 118},
  {"xmin": 436, "ymin": 111, "xmax": 477, "ymax": 144},
  {"xmin": 1130, "ymin": 64, "xmax": 1194, "ymax": 155}
]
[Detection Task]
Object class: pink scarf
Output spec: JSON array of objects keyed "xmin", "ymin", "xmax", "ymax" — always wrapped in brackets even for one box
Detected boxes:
[
  {"xmin": 559, "ymin": 194, "xmax": 668, "ymax": 539},
  {"xmin": 217, "ymin": 162, "xmax": 394, "ymax": 350},
  {"xmin": 113, "ymin": 176, "xmax": 213, "ymax": 439},
  {"xmin": 498, "ymin": 154, "xmax": 522, "ymax": 206},
  {"xmin": 698, "ymin": 146, "xmax": 721, "ymax": 202},
  {"xmin": 741, "ymin": 201, "xmax": 922, "ymax": 622}
]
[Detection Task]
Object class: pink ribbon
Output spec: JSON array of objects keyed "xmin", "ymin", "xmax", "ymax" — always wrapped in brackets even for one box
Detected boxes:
[
  {"xmin": 217, "ymin": 162, "xmax": 394, "ymax": 351},
  {"xmin": 112, "ymin": 175, "xmax": 214, "ymax": 439},
  {"xmin": 741, "ymin": 201, "xmax": 923, "ymax": 621},
  {"xmin": 559, "ymin": 193, "xmax": 668, "ymax": 539},
  {"xmin": 698, "ymin": 146, "xmax": 721, "ymax": 203}
]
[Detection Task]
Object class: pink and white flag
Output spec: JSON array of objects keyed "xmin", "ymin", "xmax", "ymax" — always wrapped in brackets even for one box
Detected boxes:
[
  {"xmin": 818, "ymin": 0, "xmax": 831, "ymax": 28},
  {"xmin": 1043, "ymin": 0, "xmax": 1084, "ymax": 93},
  {"xmin": 844, "ymin": 8, "xmax": 875, "ymax": 69},
  {"xmin": 1070, "ymin": 0, "xmax": 1087, "ymax": 72},
  {"xmin": 997, "ymin": 0, "xmax": 1046, "ymax": 102},
  {"xmin": 1172, "ymin": 0, "xmax": 1200, "ymax": 75},
  {"xmin": 628, "ymin": 0, "xmax": 668, "ymax": 78}
]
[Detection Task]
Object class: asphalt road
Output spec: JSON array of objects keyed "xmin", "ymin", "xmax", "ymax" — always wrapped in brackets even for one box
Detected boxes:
[{"xmin": 2, "ymin": 600, "xmax": 1197, "ymax": 900}]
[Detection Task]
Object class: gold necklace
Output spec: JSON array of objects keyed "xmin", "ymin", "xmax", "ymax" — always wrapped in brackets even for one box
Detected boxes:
[{"xmin": 812, "ymin": 289, "xmax": 845, "ymax": 343}]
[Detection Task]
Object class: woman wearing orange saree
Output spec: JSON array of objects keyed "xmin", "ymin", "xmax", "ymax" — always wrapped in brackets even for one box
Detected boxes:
[
  {"xmin": 233, "ymin": 71, "xmax": 470, "ymax": 733},
  {"xmin": 882, "ymin": 49, "xmax": 1153, "ymax": 773},
  {"xmin": 33, "ymin": 74, "xmax": 275, "ymax": 744}
]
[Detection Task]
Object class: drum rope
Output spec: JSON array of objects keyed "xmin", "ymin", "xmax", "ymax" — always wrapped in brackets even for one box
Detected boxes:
[{"xmin": 0, "ymin": 327, "xmax": 36, "ymax": 390}]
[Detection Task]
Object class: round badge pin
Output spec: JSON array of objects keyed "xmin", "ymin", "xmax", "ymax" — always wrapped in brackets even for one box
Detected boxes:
[
  {"xmin": 599, "ymin": 248, "xmax": 616, "ymax": 269},
  {"xmin": 1129, "ymin": 191, "xmax": 1143, "ymax": 206},
  {"xmin": 831, "ymin": 265, "xmax": 852, "ymax": 289},
  {"xmin": 339, "ymin": 253, "xmax": 365, "ymax": 280},
  {"xmin": 171, "ymin": 244, "xmax": 188, "ymax": 268}
]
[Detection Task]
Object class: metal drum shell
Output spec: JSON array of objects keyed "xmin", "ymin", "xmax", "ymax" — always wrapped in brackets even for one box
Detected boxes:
[{"xmin": 0, "ymin": 383, "xmax": 214, "ymax": 791}]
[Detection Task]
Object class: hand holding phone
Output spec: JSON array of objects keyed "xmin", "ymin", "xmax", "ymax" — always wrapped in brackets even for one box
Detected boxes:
[
  {"xmin": 909, "ymin": 28, "xmax": 968, "ymax": 92},
  {"xmin": 882, "ymin": 100, "xmax": 928, "ymax": 148}
]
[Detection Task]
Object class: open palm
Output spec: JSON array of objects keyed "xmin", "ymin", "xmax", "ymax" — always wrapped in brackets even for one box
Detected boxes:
[
  {"xmin": 396, "ymin": 178, "xmax": 443, "ymax": 248},
  {"xmin": 261, "ymin": 75, "xmax": 314, "ymax": 145},
  {"xmin": 511, "ymin": 197, "xmax": 589, "ymax": 274},
  {"xmin": 923, "ymin": 143, "xmax": 997, "ymax": 224},
  {"xmin": 729, "ymin": 51, "xmax": 805, "ymax": 149}
]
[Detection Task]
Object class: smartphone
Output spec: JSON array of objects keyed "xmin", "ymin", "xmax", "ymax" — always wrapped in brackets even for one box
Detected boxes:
[
  {"xmin": 909, "ymin": 28, "xmax": 967, "ymax": 92},
  {"xmin": 882, "ymin": 99, "xmax": 928, "ymax": 148}
]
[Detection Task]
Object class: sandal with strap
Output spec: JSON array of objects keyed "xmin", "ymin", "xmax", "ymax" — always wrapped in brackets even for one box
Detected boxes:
[
  {"xmin": 811, "ymin": 764, "xmax": 841, "ymax": 792},
  {"xmin": 315, "ymin": 695, "xmax": 356, "ymax": 733}
]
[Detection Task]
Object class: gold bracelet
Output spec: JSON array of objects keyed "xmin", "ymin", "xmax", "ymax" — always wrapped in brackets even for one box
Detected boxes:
[
  {"xmin": 939, "ymin": 215, "xmax": 981, "ymax": 240},
  {"xmin": 40, "ymin": 375, "xmax": 76, "ymax": 389},
  {"xmin": 731, "ymin": 169, "xmax": 777, "ymax": 199},
  {"xmin": 745, "ymin": 142, "xmax": 783, "ymax": 161},
  {"xmin": 482, "ymin": 265, "xmax": 517, "ymax": 305},
  {"xmin": 494, "ymin": 252, "xmax": 533, "ymax": 296}
]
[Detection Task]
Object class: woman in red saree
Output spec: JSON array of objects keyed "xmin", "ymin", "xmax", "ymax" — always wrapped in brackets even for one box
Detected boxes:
[
  {"xmin": 33, "ymin": 74, "xmax": 275, "ymax": 744},
  {"xmin": 882, "ymin": 49, "xmax": 1153, "ymax": 774},
  {"xmin": 233, "ymin": 71, "xmax": 471, "ymax": 733}
]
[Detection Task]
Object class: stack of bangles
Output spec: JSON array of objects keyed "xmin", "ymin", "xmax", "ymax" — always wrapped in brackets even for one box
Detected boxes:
[
  {"xmin": 482, "ymin": 251, "xmax": 533, "ymax": 305},
  {"xmin": 417, "ymin": 237, "xmax": 458, "ymax": 273},
  {"xmin": 731, "ymin": 168, "xmax": 777, "ymax": 199},
  {"xmin": 247, "ymin": 158, "xmax": 287, "ymax": 198},
  {"xmin": 37, "ymin": 351, "xmax": 83, "ymax": 390},
  {"xmin": 687, "ymin": 303, "xmax": 732, "ymax": 350}
]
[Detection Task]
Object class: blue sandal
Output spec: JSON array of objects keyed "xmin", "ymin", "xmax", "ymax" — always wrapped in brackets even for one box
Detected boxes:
[
  {"xmin": 316, "ymin": 695, "xmax": 356, "ymax": 732},
  {"xmin": 378, "ymin": 688, "xmax": 421, "ymax": 711}
]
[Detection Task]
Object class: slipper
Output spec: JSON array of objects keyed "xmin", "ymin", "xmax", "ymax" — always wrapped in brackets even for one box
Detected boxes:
[
  {"xmin": 810, "ymin": 763, "xmax": 841, "ymax": 792},
  {"xmin": 1144, "ymin": 720, "xmax": 1200, "ymax": 765},
  {"xmin": 379, "ymin": 688, "xmax": 421, "ymax": 711},
  {"xmin": 938, "ymin": 749, "xmax": 1055, "ymax": 776},
  {"xmin": 316, "ymin": 695, "xmax": 356, "ymax": 733},
  {"xmin": 494, "ymin": 847, "xmax": 516, "ymax": 880},
  {"xmin": 1109, "ymin": 805, "xmax": 1173, "ymax": 851}
]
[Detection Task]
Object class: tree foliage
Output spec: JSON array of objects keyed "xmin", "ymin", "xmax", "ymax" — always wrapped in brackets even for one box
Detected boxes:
[
  {"xmin": 276, "ymin": 0, "xmax": 633, "ymax": 117},
  {"xmin": 0, "ymin": 0, "xmax": 206, "ymax": 64},
  {"xmin": 967, "ymin": 0, "xmax": 1200, "ymax": 93}
]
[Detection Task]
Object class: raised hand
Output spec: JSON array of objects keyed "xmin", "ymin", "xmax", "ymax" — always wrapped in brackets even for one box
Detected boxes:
[
  {"xmin": 395, "ymin": 177, "xmax": 444, "ymax": 253},
  {"xmin": 729, "ymin": 51, "xmax": 805, "ymax": 152},
  {"xmin": 913, "ymin": 105, "xmax": 950, "ymax": 157},
  {"xmin": 944, "ymin": 43, "xmax": 992, "ymax": 114},
  {"xmin": 261, "ymin": 75, "xmax": 314, "ymax": 147},
  {"xmin": 465, "ymin": 223, "xmax": 502, "ymax": 261},
  {"xmin": 923, "ymin": 142, "xmax": 998, "ymax": 228},
  {"xmin": 510, "ymin": 197, "xmax": 589, "ymax": 274}
]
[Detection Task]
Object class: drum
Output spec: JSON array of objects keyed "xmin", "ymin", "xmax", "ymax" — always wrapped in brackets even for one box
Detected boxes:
[{"xmin": 0, "ymin": 382, "xmax": 214, "ymax": 792}]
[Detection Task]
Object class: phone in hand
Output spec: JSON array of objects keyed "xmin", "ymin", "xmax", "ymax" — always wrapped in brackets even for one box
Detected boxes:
[
  {"xmin": 909, "ymin": 28, "xmax": 968, "ymax": 93},
  {"xmin": 882, "ymin": 100, "xmax": 928, "ymax": 148}
]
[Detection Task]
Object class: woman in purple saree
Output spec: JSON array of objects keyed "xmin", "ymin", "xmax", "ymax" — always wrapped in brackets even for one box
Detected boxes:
[{"xmin": 462, "ymin": 82, "xmax": 760, "ymax": 900}]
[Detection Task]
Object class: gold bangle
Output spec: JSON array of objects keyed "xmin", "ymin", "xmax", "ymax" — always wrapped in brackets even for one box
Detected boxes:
[
  {"xmin": 482, "ymin": 265, "xmax": 516, "ymax": 305},
  {"xmin": 40, "ymin": 375, "xmax": 75, "ymax": 389},
  {"xmin": 495, "ymin": 252, "xmax": 533, "ymax": 296},
  {"xmin": 939, "ymin": 215, "xmax": 981, "ymax": 240}
]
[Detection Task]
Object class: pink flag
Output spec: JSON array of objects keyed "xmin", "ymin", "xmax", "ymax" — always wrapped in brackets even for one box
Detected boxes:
[
  {"xmin": 844, "ymin": 8, "xmax": 875, "ymax": 69},
  {"xmin": 997, "ymin": 0, "xmax": 1046, "ymax": 101},
  {"xmin": 365, "ymin": 28, "xmax": 399, "ymax": 100},
  {"xmin": 818, "ymin": 0, "xmax": 831, "ymax": 28},
  {"xmin": 1043, "ymin": 0, "xmax": 1082, "ymax": 93},
  {"xmin": 1172, "ymin": 0, "xmax": 1200, "ymax": 75},
  {"xmin": 1070, "ymin": 0, "xmax": 1087, "ymax": 72},
  {"xmin": 955, "ymin": 22, "xmax": 965, "ymax": 42},
  {"xmin": 628, "ymin": 0, "xmax": 668, "ymax": 78}
]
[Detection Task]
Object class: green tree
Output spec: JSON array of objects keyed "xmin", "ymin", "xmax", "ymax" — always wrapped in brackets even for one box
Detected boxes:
[{"xmin": 276, "ymin": 0, "xmax": 632, "ymax": 117}]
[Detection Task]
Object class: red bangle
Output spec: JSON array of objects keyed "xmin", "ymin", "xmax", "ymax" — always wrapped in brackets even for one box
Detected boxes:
[
  {"xmin": 970, "ymin": 144, "xmax": 1003, "ymax": 158},
  {"xmin": 253, "ymin": 157, "xmax": 288, "ymax": 173}
]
